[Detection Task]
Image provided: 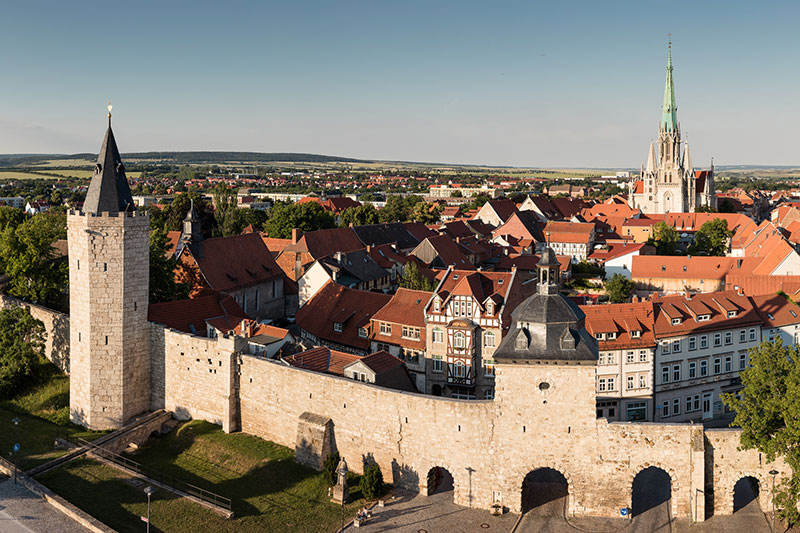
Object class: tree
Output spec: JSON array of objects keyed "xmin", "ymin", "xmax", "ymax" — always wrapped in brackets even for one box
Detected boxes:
[
  {"xmin": 149, "ymin": 226, "xmax": 189, "ymax": 303},
  {"xmin": 690, "ymin": 218, "xmax": 732, "ymax": 257},
  {"xmin": 359, "ymin": 462, "xmax": 384, "ymax": 499},
  {"xmin": 240, "ymin": 208, "xmax": 269, "ymax": 232},
  {"xmin": 0, "ymin": 213, "xmax": 68, "ymax": 308},
  {"xmin": 340, "ymin": 204, "xmax": 379, "ymax": 227},
  {"xmin": 410, "ymin": 202, "xmax": 442, "ymax": 224},
  {"xmin": 721, "ymin": 339, "xmax": 800, "ymax": 526},
  {"xmin": 265, "ymin": 202, "xmax": 336, "ymax": 239},
  {"xmin": 379, "ymin": 195, "xmax": 423, "ymax": 223},
  {"xmin": 694, "ymin": 205, "xmax": 717, "ymax": 213},
  {"xmin": 604, "ymin": 274, "xmax": 635, "ymax": 303},
  {"xmin": 646, "ymin": 221, "xmax": 679, "ymax": 255},
  {"xmin": 462, "ymin": 193, "xmax": 491, "ymax": 214},
  {"xmin": 0, "ymin": 206, "xmax": 26, "ymax": 231},
  {"xmin": 162, "ymin": 191, "xmax": 214, "ymax": 234},
  {"xmin": 718, "ymin": 198, "xmax": 736, "ymax": 213},
  {"xmin": 213, "ymin": 184, "xmax": 244, "ymax": 237},
  {"xmin": 322, "ymin": 451, "xmax": 341, "ymax": 486},
  {"xmin": 178, "ymin": 165, "xmax": 197, "ymax": 181},
  {"xmin": 399, "ymin": 262, "xmax": 437, "ymax": 292},
  {"xmin": 451, "ymin": 190, "xmax": 463, "ymax": 198},
  {"xmin": 0, "ymin": 306, "xmax": 46, "ymax": 399}
]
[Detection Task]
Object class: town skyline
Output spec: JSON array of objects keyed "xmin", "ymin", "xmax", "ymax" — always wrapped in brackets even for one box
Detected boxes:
[{"xmin": 2, "ymin": 1, "xmax": 799, "ymax": 167}]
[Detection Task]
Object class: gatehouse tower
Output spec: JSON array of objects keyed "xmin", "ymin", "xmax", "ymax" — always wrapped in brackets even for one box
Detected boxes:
[{"xmin": 67, "ymin": 108, "xmax": 151, "ymax": 430}]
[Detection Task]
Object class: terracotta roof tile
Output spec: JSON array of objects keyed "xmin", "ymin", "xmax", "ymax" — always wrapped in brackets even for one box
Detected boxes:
[{"xmin": 189, "ymin": 232, "xmax": 283, "ymax": 292}]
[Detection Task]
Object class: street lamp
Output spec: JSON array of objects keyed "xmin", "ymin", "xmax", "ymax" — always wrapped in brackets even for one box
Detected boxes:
[
  {"xmin": 143, "ymin": 486, "xmax": 154, "ymax": 533},
  {"xmin": 12, "ymin": 417, "xmax": 20, "ymax": 484},
  {"xmin": 769, "ymin": 469, "xmax": 779, "ymax": 532}
]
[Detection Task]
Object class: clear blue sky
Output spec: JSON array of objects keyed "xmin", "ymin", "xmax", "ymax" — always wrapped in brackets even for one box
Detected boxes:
[{"xmin": 1, "ymin": 1, "xmax": 798, "ymax": 167}]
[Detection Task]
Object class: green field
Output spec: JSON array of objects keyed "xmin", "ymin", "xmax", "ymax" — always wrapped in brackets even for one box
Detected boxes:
[
  {"xmin": 32, "ymin": 158, "xmax": 95, "ymax": 167},
  {"xmin": 28, "ymin": 170, "xmax": 142, "ymax": 179},
  {"xmin": 0, "ymin": 171, "xmax": 60, "ymax": 180},
  {"xmin": 39, "ymin": 420, "xmax": 372, "ymax": 532},
  {"xmin": 0, "ymin": 363, "xmax": 106, "ymax": 471}
]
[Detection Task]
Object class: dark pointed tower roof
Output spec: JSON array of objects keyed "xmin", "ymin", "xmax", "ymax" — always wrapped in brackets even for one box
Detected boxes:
[{"xmin": 83, "ymin": 106, "xmax": 135, "ymax": 214}]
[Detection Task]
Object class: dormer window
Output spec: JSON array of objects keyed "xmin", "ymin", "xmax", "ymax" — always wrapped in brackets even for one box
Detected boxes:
[
  {"xmin": 630, "ymin": 330, "xmax": 641, "ymax": 338},
  {"xmin": 433, "ymin": 298, "xmax": 440, "ymax": 312},
  {"xmin": 727, "ymin": 310, "xmax": 737, "ymax": 318},
  {"xmin": 671, "ymin": 318, "xmax": 681, "ymax": 325},
  {"xmin": 515, "ymin": 329, "xmax": 529, "ymax": 350},
  {"xmin": 334, "ymin": 322, "xmax": 343, "ymax": 332},
  {"xmin": 594, "ymin": 333, "xmax": 605, "ymax": 340},
  {"xmin": 486, "ymin": 301, "xmax": 494, "ymax": 315},
  {"xmin": 698, "ymin": 314, "xmax": 710, "ymax": 322},
  {"xmin": 358, "ymin": 327, "xmax": 368, "ymax": 338},
  {"xmin": 607, "ymin": 332, "xmax": 617, "ymax": 340}
]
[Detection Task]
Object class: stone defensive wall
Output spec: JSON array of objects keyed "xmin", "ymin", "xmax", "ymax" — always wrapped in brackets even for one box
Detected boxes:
[{"xmin": 0, "ymin": 294, "xmax": 70, "ymax": 373}]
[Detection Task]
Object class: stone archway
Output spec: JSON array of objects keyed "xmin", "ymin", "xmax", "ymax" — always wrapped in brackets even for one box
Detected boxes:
[
  {"xmin": 628, "ymin": 463, "xmax": 679, "ymax": 519},
  {"xmin": 720, "ymin": 472, "xmax": 769, "ymax": 516},
  {"xmin": 733, "ymin": 476, "xmax": 760, "ymax": 513},
  {"xmin": 521, "ymin": 467, "xmax": 569, "ymax": 516},
  {"xmin": 426, "ymin": 466, "xmax": 455, "ymax": 499},
  {"xmin": 516, "ymin": 463, "xmax": 574, "ymax": 516}
]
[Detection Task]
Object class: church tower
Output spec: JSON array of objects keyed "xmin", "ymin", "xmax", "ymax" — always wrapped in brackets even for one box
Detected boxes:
[{"xmin": 68, "ymin": 107, "xmax": 151, "ymax": 430}]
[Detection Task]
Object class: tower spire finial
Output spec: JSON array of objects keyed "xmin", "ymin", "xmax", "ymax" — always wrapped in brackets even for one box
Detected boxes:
[{"xmin": 107, "ymin": 101, "xmax": 112, "ymax": 126}]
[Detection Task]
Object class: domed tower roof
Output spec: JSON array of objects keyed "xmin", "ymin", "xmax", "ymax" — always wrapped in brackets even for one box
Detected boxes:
[{"xmin": 493, "ymin": 286, "xmax": 597, "ymax": 365}]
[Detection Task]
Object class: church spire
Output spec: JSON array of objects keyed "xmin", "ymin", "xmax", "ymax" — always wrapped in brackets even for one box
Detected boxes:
[
  {"xmin": 83, "ymin": 104, "xmax": 135, "ymax": 214},
  {"xmin": 683, "ymin": 140, "xmax": 693, "ymax": 173},
  {"xmin": 660, "ymin": 36, "xmax": 678, "ymax": 133},
  {"xmin": 646, "ymin": 140, "xmax": 657, "ymax": 172}
]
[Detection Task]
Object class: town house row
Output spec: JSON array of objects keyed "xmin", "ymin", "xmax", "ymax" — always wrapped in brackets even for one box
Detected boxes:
[{"xmin": 584, "ymin": 291, "xmax": 800, "ymax": 423}]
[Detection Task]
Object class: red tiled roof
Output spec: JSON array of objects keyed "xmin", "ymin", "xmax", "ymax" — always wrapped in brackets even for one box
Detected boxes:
[
  {"xmin": 403, "ymin": 222, "xmax": 437, "ymax": 242},
  {"xmin": 581, "ymin": 300, "xmax": 656, "ymax": 349},
  {"xmin": 357, "ymin": 350, "xmax": 405, "ymax": 373},
  {"xmin": 296, "ymin": 281, "xmax": 392, "ymax": 351},
  {"xmin": 588, "ymin": 242, "xmax": 647, "ymax": 262},
  {"xmin": 283, "ymin": 346, "xmax": 362, "ymax": 376},
  {"xmin": 372, "ymin": 288, "xmax": 429, "ymax": 328},
  {"xmin": 631, "ymin": 255, "xmax": 761, "ymax": 281},
  {"xmin": 189, "ymin": 232, "xmax": 283, "ymax": 292},
  {"xmin": 148, "ymin": 290, "xmax": 248, "ymax": 335},
  {"xmin": 725, "ymin": 274, "xmax": 800, "ymax": 297},
  {"xmin": 750, "ymin": 294, "xmax": 800, "ymax": 328},
  {"xmin": 260, "ymin": 235, "xmax": 291, "ymax": 255},
  {"xmin": 652, "ymin": 291, "xmax": 761, "ymax": 336}
]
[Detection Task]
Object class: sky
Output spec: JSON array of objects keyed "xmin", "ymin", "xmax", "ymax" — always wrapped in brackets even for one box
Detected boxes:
[{"xmin": 1, "ymin": 1, "xmax": 798, "ymax": 168}]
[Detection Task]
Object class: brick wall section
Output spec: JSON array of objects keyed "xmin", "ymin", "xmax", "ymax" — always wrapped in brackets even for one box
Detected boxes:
[
  {"xmin": 150, "ymin": 323, "xmax": 244, "ymax": 432},
  {"xmin": 0, "ymin": 295, "xmax": 70, "ymax": 373}
]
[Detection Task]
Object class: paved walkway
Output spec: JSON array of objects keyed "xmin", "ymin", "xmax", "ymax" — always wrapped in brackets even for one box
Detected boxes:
[{"xmin": 0, "ymin": 476, "xmax": 89, "ymax": 533}]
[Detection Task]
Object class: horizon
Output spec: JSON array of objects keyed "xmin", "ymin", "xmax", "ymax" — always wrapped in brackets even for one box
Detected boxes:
[{"xmin": 2, "ymin": 1, "xmax": 799, "ymax": 168}]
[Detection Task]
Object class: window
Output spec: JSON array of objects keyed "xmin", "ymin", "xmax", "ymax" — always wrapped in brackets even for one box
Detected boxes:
[
  {"xmin": 484, "ymin": 388, "xmax": 495, "ymax": 400},
  {"xmin": 700, "ymin": 335, "xmax": 708, "ymax": 349},
  {"xmin": 662, "ymin": 341, "xmax": 670, "ymax": 355},
  {"xmin": 727, "ymin": 310, "xmax": 737, "ymax": 318},
  {"xmin": 662, "ymin": 366, "xmax": 670, "ymax": 384},
  {"xmin": 486, "ymin": 301, "xmax": 494, "ymax": 315},
  {"xmin": 688, "ymin": 361, "xmax": 696, "ymax": 379},
  {"xmin": 358, "ymin": 327, "xmax": 368, "ymax": 338},
  {"xmin": 630, "ymin": 330, "xmax": 641, "ymax": 338},
  {"xmin": 595, "ymin": 333, "xmax": 604, "ymax": 340},
  {"xmin": 672, "ymin": 364, "xmax": 681, "ymax": 382},
  {"xmin": 740, "ymin": 330, "xmax": 746, "ymax": 343},
  {"xmin": 724, "ymin": 356, "xmax": 732, "ymax": 372},
  {"xmin": 627, "ymin": 351, "xmax": 635, "ymax": 363},
  {"xmin": 672, "ymin": 340, "xmax": 681, "ymax": 353},
  {"xmin": 243, "ymin": 292, "xmax": 247, "ymax": 312},
  {"xmin": 432, "ymin": 355, "xmax": 443, "ymax": 372},
  {"xmin": 606, "ymin": 353, "xmax": 616, "ymax": 364},
  {"xmin": 255, "ymin": 288, "xmax": 260, "ymax": 311},
  {"xmin": 693, "ymin": 395, "xmax": 700, "ymax": 411},
  {"xmin": 627, "ymin": 401, "xmax": 647, "ymax": 421},
  {"xmin": 484, "ymin": 331, "xmax": 496, "ymax": 348},
  {"xmin": 607, "ymin": 377, "xmax": 615, "ymax": 391},
  {"xmin": 724, "ymin": 331, "xmax": 732, "ymax": 345},
  {"xmin": 673, "ymin": 398, "xmax": 681, "ymax": 416},
  {"xmin": 432, "ymin": 327, "xmax": 443, "ymax": 343},
  {"xmin": 639, "ymin": 350, "xmax": 648, "ymax": 362},
  {"xmin": 700, "ymin": 359, "xmax": 708, "ymax": 377},
  {"xmin": 608, "ymin": 332, "xmax": 617, "ymax": 340},
  {"xmin": 639, "ymin": 374, "xmax": 646, "ymax": 389},
  {"xmin": 454, "ymin": 331, "xmax": 466, "ymax": 349},
  {"xmin": 598, "ymin": 353, "xmax": 605, "ymax": 365},
  {"xmin": 598, "ymin": 378, "xmax": 607, "ymax": 392},
  {"xmin": 376, "ymin": 342, "xmax": 391, "ymax": 352},
  {"xmin": 714, "ymin": 333, "xmax": 722, "ymax": 347},
  {"xmin": 686, "ymin": 396, "xmax": 693, "ymax": 413},
  {"xmin": 402, "ymin": 326, "xmax": 420, "ymax": 340},
  {"xmin": 466, "ymin": 300, "xmax": 472, "ymax": 317},
  {"xmin": 333, "ymin": 322, "xmax": 343, "ymax": 333},
  {"xmin": 714, "ymin": 358, "xmax": 721, "ymax": 374},
  {"xmin": 402, "ymin": 348, "xmax": 420, "ymax": 365},
  {"xmin": 671, "ymin": 317, "xmax": 681, "ymax": 325},
  {"xmin": 380, "ymin": 322, "xmax": 391, "ymax": 335},
  {"xmin": 661, "ymin": 400, "xmax": 670, "ymax": 418},
  {"xmin": 484, "ymin": 359, "xmax": 495, "ymax": 377},
  {"xmin": 688, "ymin": 337, "xmax": 696, "ymax": 351},
  {"xmin": 453, "ymin": 360, "xmax": 466, "ymax": 378},
  {"xmin": 749, "ymin": 328, "xmax": 757, "ymax": 341},
  {"xmin": 739, "ymin": 352, "xmax": 747, "ymax": 370},
  {"xmin": 433, "ymin": 298, "xmax": 440, "ymax": 312},
  {"xmin": 627, "ymin": 375, "xmax": 634, "ymax": 390}
]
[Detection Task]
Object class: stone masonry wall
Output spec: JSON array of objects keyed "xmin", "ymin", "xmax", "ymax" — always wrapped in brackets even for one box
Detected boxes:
[{"xmin": 0, "ymin": 295, "xmax": 70, "ymax": 373}]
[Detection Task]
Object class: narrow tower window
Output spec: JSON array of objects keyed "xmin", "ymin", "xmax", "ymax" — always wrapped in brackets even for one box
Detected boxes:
[
  {"xmin": 103, "ymin": 262, "xmax": 107, "ymax": 272},
  {"xmin": 105, "ymin": 335, "xmax": 108, "ymax": 345}
]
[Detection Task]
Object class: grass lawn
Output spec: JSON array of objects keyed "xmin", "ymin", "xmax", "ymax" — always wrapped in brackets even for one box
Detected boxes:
[
  {"xmin": 39, "ymin": 420, "xmax": 374, "ymax": 532},
  {"xmin": 0, "ymin": 363, "xmax": 105, "ymax": 471}
]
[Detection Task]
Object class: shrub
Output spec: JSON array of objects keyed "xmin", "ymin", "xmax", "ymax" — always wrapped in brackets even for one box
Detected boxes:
[
  {"xmin": 360, "ymin": 463, "xmax": 384, "ymax": 499},
  {"xmin": 322, "ymin": 451, "xmax": 340, "ymax": 486}
]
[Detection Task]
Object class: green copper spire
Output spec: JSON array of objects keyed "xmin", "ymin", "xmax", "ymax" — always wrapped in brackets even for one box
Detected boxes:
[{"xmin": 660, "ymin": 37, "xmax": 678, "ymax": 132}]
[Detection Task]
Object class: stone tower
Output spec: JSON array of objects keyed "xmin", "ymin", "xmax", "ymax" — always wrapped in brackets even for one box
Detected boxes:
[{"xmin": 68, "ymin": 109, "xmax": 151, "ymax": 430}]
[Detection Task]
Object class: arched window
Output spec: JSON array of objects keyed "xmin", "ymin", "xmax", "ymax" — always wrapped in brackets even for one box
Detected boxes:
[
  {"xmin": 454, "ymin": 331, "xmax": 466, "ymax": 349},
  {"xmin": 432, "ymin": 327, "xmax": 444, "ymax": 344},
  {"xmin": 484, "ymin": 331, "xmax": 496, "ymax": 348},
  {"xmin": 454, "ymin": 360, "xmax": 465, "ymax": 378}
]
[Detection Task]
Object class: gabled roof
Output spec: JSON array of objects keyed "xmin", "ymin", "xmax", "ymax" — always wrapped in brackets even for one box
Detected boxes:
[
  {"xmin": 588, "ymin": 242, "xmax": 647, "ymax": 262},
  {"xmin": 371, "ymin": 288, "xmax": 429, "ymax": 329},
  {"xmin": 83, "ymin": 120, "xmax": 135, "ymax": 214},
  {"xmin": 413, "ymin": 234, "xmax": 474, "ymax": 269},
  {"xmin": 631, "ymin": 255, "xmax": 761, "ymax": 281},
  {"xmin": 353, "ymin": 222, "xmax": 420, "ymax": 250},
  {"xmin": 581, "ymin": 300, "xmax": 656, "ymax": 350},
  {"xmin": 750, "ymin": 294, "xmax": 800, "ymax": 328},
  {"xmin": 652, "ymin": 291, "xmax": 761, "ymax": 337},
  {"xmin": 320, "ymin": 248, "xmax": 389, "ymax": 285},
  {"xmin": 402, "ymin": 222, "xmax": 437, "ymax": 242},
  {"xmin": 189, "ymin": 232, "xmax": 283, "ymax": 292},
  {"xmin": 296, "ymin": 281, "xmax": 392, "ymax": 351},
  {"xmin": 433, "ymin": 270, "xmax": 514, "ymax": 307},
  {"xmin": 485, "ymin": 199, "xmax": 518, "ymax": 222},
  {"xmin": 284, "ymin": 227, "xmax": 364, "ymax": 260},
  {"xmin": 148, "ymin": 290, "xmax": 248, "ymax": 335},
  {"xmin": 283, "ymin": 346, "xmax": 362, "ymax": 376}
]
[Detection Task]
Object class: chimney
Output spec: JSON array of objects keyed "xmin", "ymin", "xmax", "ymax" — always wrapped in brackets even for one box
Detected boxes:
[
  {"xmin": 366, "ymin": 245, "xmax": 372, "ymax": 253},
  {"xmin": 292, "ymin": 228, "xmax": 302, "ymax": 244}
]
